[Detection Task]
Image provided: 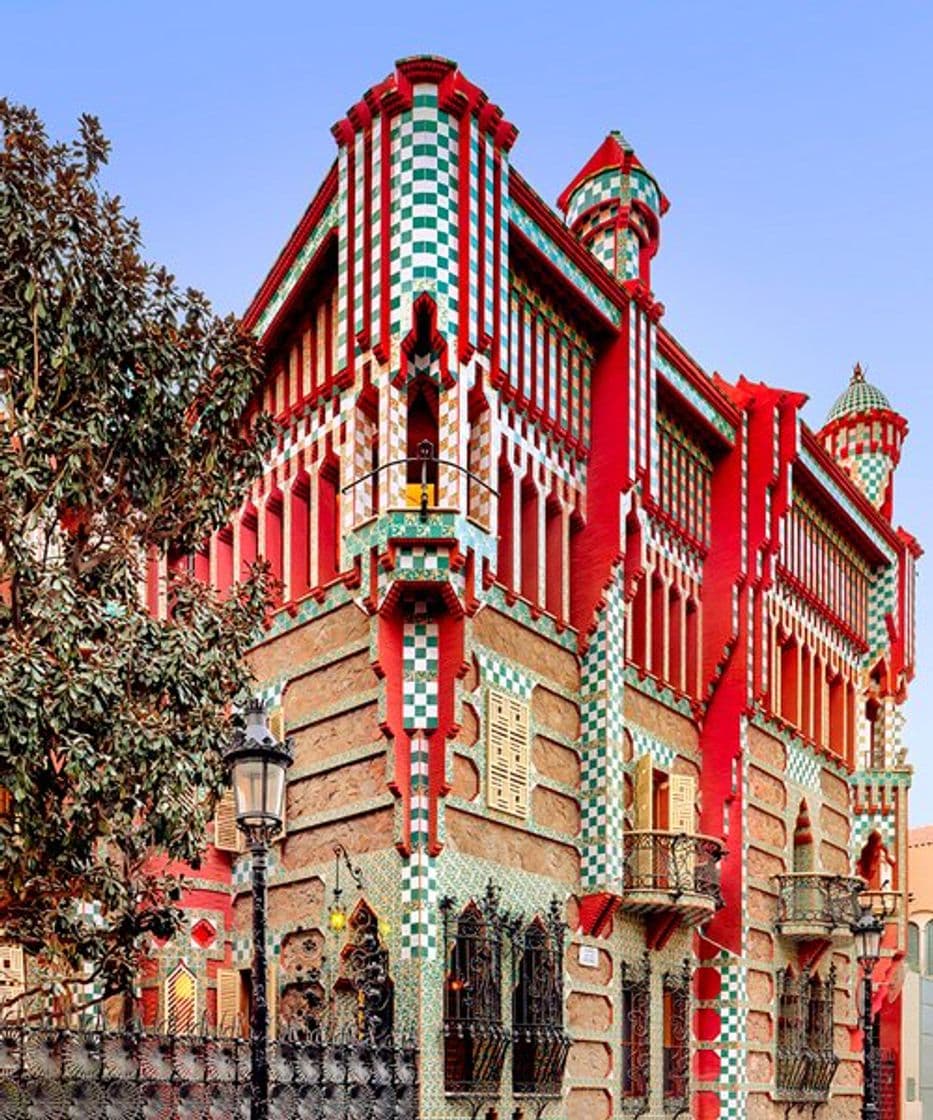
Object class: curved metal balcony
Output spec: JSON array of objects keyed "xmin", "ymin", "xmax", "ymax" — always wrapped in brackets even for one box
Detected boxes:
[
  {"xmin": 774, "ymin": 873, "xmax": 865, "ymax": 941},
  {"xmin": 621, "ymin": 831, "xmax": 725, "ymax": 925}
]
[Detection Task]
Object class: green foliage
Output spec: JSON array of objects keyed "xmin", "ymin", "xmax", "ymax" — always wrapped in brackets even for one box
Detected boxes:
[{"xmin": 0, "ymin": 100, "xmax": 275, "ymax": 1004}]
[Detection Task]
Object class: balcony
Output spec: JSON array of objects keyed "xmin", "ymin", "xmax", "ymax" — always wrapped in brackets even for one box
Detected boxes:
[
  {"xmin": 774, "ymin": 873, "xmax": 864, "ymax": 941},
  {"xmin": 620, "ymin": 831, "xmax": 725, "ymax": 925}
]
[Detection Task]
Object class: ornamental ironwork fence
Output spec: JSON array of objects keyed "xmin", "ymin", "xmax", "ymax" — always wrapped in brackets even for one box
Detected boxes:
[{"xmin": 0, "ymin": 1023, "xmax": 418, "ymax": 1120}]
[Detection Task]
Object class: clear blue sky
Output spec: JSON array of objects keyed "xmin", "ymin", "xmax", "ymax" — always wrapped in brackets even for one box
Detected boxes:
[{"xmin": 6, "ymin": 0, "xmax": 932, "ymax": 820}]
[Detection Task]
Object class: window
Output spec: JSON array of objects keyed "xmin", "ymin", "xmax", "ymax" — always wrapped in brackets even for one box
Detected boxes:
[
  {"xmin": 165, "ymin": 963, "xmax": 197, "ymax": 1035},
  {"xmin": 776, "ymin": 966, "xmax": 838, "ymax": 1100},
  {"xmin": 215, "ymin": 967, "xmax": 247, "ymax": 1036},
  {"xmin": 486, "ymin": 689, "xmax": 530, "ymax": 819},
  {"xmin": 663, "ymin": 961, "xmax": 691, "ymax": 1110},
  {"xmin": 925, "ymin": 924, "xmax": 933, "ymax": 978},
  {"xmin": 441, "ymin": 887, "xmax": 510, "ymax": 1096},
  {"xmin": 334, "ymin": 901, "xmax": 394, "ymax": 1040},
  {"xmin": 907, "ymin": 922, "xmax": 920, "ymax": 972},
  {"xmin": 620, "ymin": 954, "xmax": 650, "ymax": 1107},
  {"xmin": 512, "ymin": 902, "xmax": 571, "ymax": 1097}
]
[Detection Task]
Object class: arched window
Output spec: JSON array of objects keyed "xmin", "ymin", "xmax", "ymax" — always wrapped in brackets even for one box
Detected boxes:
[
  {"xmin": 288, "ymin": 472, "xmax": 311, "ymax": 600},
  {"xmin": 512, "ymin": 903, "xmax": 570, "ymax": 1097},
  {"xmin": 441, "ymin": 889, "xmax": 509, "ymax": 1096},
  {"xmin": 239, "ymin": 504, "xmax": 258, "ymax": 581},
  {"xmin": 496, "ymin": 456, "xmax": 514, "ymax": 588},
  {"xmin": 317, "ymin": 456, "xmax": 340, "ymax": 585},
  {"xmin": 263, "ymin": 489, "xmax": 284, "ymax": 600},
  {"xmin": 907, "ymin": 922, "xmax": 920, "ymax": 971},
  {"xmin": 925, "ymin": 923, "xmax": 933, "ymax": 978},
  {"xmin": 406, "ymin": 376, "xmax": 438, "ymax": 508},
  {"xmin": 165, "ymin": 963, "xmax": 197, "ymax": 1034},
  {"xmin": 335, "ymin": 901, "xmax": 394, "ymax": 1040}
]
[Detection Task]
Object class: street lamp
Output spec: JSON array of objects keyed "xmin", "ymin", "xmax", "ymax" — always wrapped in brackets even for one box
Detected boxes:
[
  {"xmin": 852, "ymin": 904, "xmax": 885, "ymax": 1120},
  {"xmin": 224, "ymin": 699, "xmax": 294, "ymax": 1120}
]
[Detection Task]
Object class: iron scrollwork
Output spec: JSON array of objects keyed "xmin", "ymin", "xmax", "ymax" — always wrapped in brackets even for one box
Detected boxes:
[
  {"xmin": 620, "ymin": 952, "xmax": 651, "ymax": 1113},
  {"xmin": 775, "ymin": 965, "xmax": 839, "ymax": 1102},
  {"xmin": 511, "ymin": 898, "xmax": 571, "ymax": 1100},
  {"xmin": 440, "ymin": 883, "xmax": 517, "ymax": 1098},
  {"xmin": 662, "ymin": 959, "xmax": 692, "ymax": 1113}
]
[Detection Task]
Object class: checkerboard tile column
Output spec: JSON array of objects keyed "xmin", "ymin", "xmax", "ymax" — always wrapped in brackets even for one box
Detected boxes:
[{"xmin": 580, "ymin": 569, "xmax": 627, "ymax": 890}]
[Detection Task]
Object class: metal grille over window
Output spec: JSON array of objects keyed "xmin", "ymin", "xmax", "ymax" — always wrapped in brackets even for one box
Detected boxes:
[
  {"xmin": 441, "ymin": 883, "xmax": 516, "ymax": 1097},
  {"xmin": 776, "ymin": 965, "xmax": 839, "ymax": 1101},
  {"xmin": 486, "ymin": 689, "xmax": 530, "ymax": 818},
  {"xmin": 662, "ymin": 959, "xmax": 691, "ymax": 1112},
  {"xmin": 511, "ymin": 899, "xmax": 571, "ymax": 1098},
  {"xmin": 334, "ymin": 901, "xmax": 394, "ymax": 1042},
  {"xmin": 620, "ymin": 952, "xmax": 651, "ymax": 1110}
]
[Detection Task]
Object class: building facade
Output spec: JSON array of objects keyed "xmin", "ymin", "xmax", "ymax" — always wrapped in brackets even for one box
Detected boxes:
[
  {"xmin": 136, "ymin": 57, "xmax": 920, "ymax": 1119},
  {"xmin": 904, "ymin": 827, "xmax": 933, "ymax": 1119}
]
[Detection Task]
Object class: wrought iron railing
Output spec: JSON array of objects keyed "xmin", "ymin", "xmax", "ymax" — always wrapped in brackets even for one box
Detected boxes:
[
  {"xmin": 774, "ymin": 873, "xmax": 864, "ymax": 932},
  {"xmin": 622, "ymin": 831, "xmax": 724, "ymax": 906},
  {"xmin": 0, "ymin": 1023, "xmax": 418, "ymax": 1119}
]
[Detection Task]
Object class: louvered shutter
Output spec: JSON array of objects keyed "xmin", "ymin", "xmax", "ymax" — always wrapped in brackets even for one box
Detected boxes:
[
  {"xmin": 216, "ymin": 968, "xmax": 241, "ymax": 1036},
  {"xmin": 0, "ymin": 945, "xmax": 25, "ymax": 1020},
  {"xmin": 632, "ymin": 754, "xmax": 654, "ymax": 886},
  {"xmin": 486, "ymin": 689, "xmax": 529, "ymax": 819},
  {"xmin": 633, "ymin": 754, "xmax": 654, "ymax": 830},
  {"xmin": 214, "ymin": 790, "xmax": 242, "ymax": 852},
  {"xmin": 668, "ymin": 774, "xmax": 697, "ymax": 890}
]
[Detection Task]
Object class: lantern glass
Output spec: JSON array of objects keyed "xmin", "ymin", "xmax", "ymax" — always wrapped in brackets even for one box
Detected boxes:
[
  {"xmin": 853, "ymin": 910, "xmax": 884, "ymax": 968},
  {"xmin": 224, "ymin": 702, "xmax": 293, "ymax": 835}
]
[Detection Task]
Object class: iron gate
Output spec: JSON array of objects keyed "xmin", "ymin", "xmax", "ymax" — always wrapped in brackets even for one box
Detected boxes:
[{"xmin": 0, "ymin": 1024, "xmax": 418, "ymax": 1119}]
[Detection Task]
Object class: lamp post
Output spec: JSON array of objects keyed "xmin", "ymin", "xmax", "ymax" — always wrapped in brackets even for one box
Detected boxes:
[
  {"xmin": 852, "ymin": 903, "xmax": 884, "ymax": 1120},
  {"xmin": 224, "ymin": 700, "xmax": 294, "ymax": 1120}
]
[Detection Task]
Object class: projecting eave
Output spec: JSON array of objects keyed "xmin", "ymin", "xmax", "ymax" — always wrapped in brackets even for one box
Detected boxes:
[{"xmin": 242, "ymin": 162, "xmax": 339, "ymax": 345}]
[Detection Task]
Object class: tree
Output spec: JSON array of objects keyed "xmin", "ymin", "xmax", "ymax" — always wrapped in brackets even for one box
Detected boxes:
[{"xmin": 0, "ymin": 101, "xmax": 275, "ymax": 1016}]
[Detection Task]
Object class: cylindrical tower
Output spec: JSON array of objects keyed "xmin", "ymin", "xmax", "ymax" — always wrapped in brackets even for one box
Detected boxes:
[
  {"xmin": 818, "ymin": 363, "xmax": 907, "ymax": 520},
  {"xmin": 557, "ymin": 130, "xmax": 669, "ymax": 288}
]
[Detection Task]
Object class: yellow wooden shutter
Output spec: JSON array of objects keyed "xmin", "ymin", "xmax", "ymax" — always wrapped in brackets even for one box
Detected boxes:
[
  {"xmin": 267, "ymin": 964, "xmax": 278, "ymax": 1040},
  {"xmin": 214, "ymin": 790, "xmax": 242, "ymax": 852},
  {"xmin": 216, "ymin": 968, "xmax": 241, "ymax": 1036},
  {"xmin": 669, "ymin": 774, "xmax": 697, "ymax": 890},
  {"xmin": 0, "ymin": 944, "xmax": 25, "ymax": 1020},
  {"xmin": 633, "ymin": 754, "xmax": 654, "ymax": 830},
  {"xmin": 668, "ymin": 774, "xmax": 696, "ymax": 834},
  {"xmin": 486, "ymin": 689, "xmax": 529, "ymax": 818}
]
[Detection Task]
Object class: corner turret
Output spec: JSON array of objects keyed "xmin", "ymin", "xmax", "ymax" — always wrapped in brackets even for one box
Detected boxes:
[
  {"xmin": 557, "ymin": 131, "xmax": 669, "ymax": 289},
  {"xmin": 818, "ymin": 363, "xmax": 907, "ymax": 519}
]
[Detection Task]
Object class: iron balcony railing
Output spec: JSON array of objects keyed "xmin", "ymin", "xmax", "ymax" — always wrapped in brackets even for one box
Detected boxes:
[
  {"xmin": 774, "ymin": 873, "xmax": 865, "ymax": 936},
  {"xmin": 622, "ymin": 830, "xmax": 725, "ymax": 908}
]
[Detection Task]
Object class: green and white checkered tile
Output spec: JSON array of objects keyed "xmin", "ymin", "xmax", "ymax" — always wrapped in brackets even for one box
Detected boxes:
[
  {"xmin": 475, "ymin": 649, "xmax": 534, "ymax": 699},
  {"xmin": 787, "ymin": 742, "xmax": 821, "ymax": 789},
  {"xmin": 629, "ymin": 725, "xmax": 676, "ymax": 769},
  {"xmin": 396, "ymin": 544, "xmax": 451, "ymax": 573},
  {"xmin": 851, "ymin": 809, "xmax": 896, "ymax": 855},
  {"xmin": 854, "ymin": 452, "xmax": 891, "ymax": 506},
  {"xmin": 402, "ymin": 678, "xmax": 438, "ymax": 728},
  {"xmin": 403, "ymin": 620, "xmax": 439, "ymax": 674}
]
